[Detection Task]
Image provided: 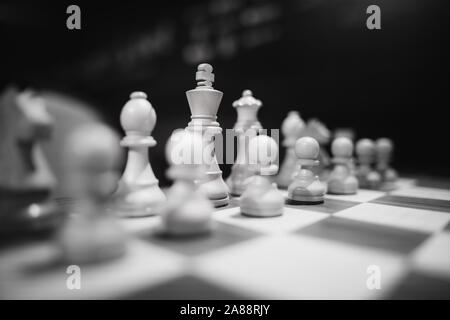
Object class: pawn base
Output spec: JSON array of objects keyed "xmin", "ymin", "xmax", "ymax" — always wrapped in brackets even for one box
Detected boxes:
[
  {"xmin": 286, "ymin": 194, "xmax": 324, "ymax": 204},
  {"xmin": 380, "ymin": 181, "xmax": 398, "ymax": 192},
  {"xmin": 327, "ymin": 185, "xmax": 358, "ymax": 195},
  {"xmin": 210, "ymin": 196, "xmax": 229, "ymax": 208},
  {"xmin": 241, "ymin": 206, "xmax": 283, "ymax": 218}
]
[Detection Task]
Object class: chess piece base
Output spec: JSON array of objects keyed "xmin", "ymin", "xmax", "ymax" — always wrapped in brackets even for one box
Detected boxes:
[
  {"xmin": 59, "ymin": 216, "xmax": 126, "ymax": 264},
  {"xmin": 286, "ymin": 195, "xmax": 324, "ymax": 204},
  {"xmin": 210, "ymin": 196, "xmax": 229, "ymax": 208},
  {"xmin": 198, "ymin": 177, "xmax": 230, "ymax": 208},
  {"xmin": 114, "ymin": 184, "xmax": 166, "ymax": 218},
  {"xmin": 241, "ymin": 208, "xmax": 283, "ymax": 218},
  {"xmin": 380, "ymin": 182, "xmax": 398, "ymax": 191},
  {"xmin": 327, "ymin": 181, "xmax": 358, "ymax": 195}
]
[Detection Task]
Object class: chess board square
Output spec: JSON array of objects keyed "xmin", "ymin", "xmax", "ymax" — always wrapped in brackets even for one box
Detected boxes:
[
  {"xmin": 335, "ymin": 203, "xmax": 450, "ymax": 233},
  {"xmin": 122, "ymin": 274, "xmax": 250, "ymax": 300},
  {"xmin": 285, "ymin": 198, "xmax": 359, "ymax": 214},
  {"xmin": 390, "ymin": 186, "xmax": 450, "ymax": 201},
  {"xmin": 325, "ymin": 189, "xmax": 385, "ymax": 203},
  {"xmin": 194, "ymin": 235, "xmax": 406, "ymax": 299},
  {"xmin": 410, "ymin": 233, "xmax": 450, "ymax": 280},
  {"xmin": 0, "ymin": 240, "xmax": 185, "ymax": 299},
  {"xmin": 387, "ymin": 271, "xmax": 450, "ymax": 299},
  {"xmin": 212, "ymin": 206, "xmax": 328, "ymax": 234},
  {"xmin": 372, "ymin": 195, "xmax": 450, "ymax": 213},
  {"xmin": 141, "ymin": 221, "xmax": 262, "ymax": 256},
  {"xmin": 296, "ymin": 216, "xmax": 428, "ymax": 254}
]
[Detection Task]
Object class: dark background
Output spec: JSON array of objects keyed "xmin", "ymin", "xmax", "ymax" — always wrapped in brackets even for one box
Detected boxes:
[{"xmin": 1, "ymin": 0, "xmax": 449, "ymax": 185}]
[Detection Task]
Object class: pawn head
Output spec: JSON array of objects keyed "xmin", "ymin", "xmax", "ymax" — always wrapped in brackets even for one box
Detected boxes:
[
  {"xmin": 331, "ymin": 137, "xmax": 353, "ymax": 158},
  {"xmin": 64, "ymin": 124, "xmax": 122, "ymax": 198},
  {"xmin": 120, "ymin": 91, "xmax": 156, "ymax": 136},
  {"xmin": 356, "ymin": 138, "xmax": 375, "ymax": 157},
  {"xmin": 248, "ymin": 135, "xmax": 278, "ymax": 167},
  {"xmin": 294, "ymin": 136, "xmax": 320, "ymax": 160},
  {"xmin": 376, "ymin": 138, "xmax": 393, "ymax": 154},
  {"xmin": 281, "ymin": 111, "xmax": 305, "ymax": 139}
]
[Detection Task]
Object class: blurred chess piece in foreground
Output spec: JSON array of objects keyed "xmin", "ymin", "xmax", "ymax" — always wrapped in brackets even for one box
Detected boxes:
[
  {"xmin": 58, "ymin": 124, "xmax": 126, "ymax": 264},
  {"xmin": 0, "ymin": 86, "xmax": 62, "ymax": 237},
  {"xmin": 160, "ymin": 129, "xmax": 214, "ymax": 236}
]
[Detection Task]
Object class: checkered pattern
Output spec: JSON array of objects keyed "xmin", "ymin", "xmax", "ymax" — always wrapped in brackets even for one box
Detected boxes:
[{"xmin": 1, "ymin": 178, "xmax": 450, "ymax": 299}]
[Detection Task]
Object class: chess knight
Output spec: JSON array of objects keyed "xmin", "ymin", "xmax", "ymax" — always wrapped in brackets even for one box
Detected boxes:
[{"xmin": 0, "ymin": 87, "xmax": 62, "ymax": 235}]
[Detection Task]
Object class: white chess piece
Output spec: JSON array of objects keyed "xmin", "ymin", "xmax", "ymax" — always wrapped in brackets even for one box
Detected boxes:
[
  {"xmin": 160, "ymin": 129, "xmax": 214, "ymax": 236},
  {"xmin": 287, "ymin": 137, "xmax": 326, "ymax": 204},
  {"xmin": 327, "ymin": 137, "xmax": 358, "ymax": 194},
  {"xmin": 58, "ymin": 124, "xmax": 126, "ymax": 264},
  {"xmin": 240, "ymin": 135, "xmax": 284, "ymax": 217},
  {"xmin": 227, "ymin": 90, "xmax": 262, "ymax": 196},
  {"xmin": 115, "ymin": 91, "xmax": 166, "ymax": 217},
  {"xmin": 277, "ymin": 111, "xmax": 305, "ymax": 188},
  {"xmin": 186, "ymin": 63, "xmax": 229, "ymax": 207},
  {"xmin": 376, "ymin": 138, "xmax": 398, "ymax": 191},
  {"xmin": 303, "ymin": 119, "xmax": 331, "ymax": 179},
  {"xmin": 355, "ymin": 138, "xmax": 381, "ymax": 189}
]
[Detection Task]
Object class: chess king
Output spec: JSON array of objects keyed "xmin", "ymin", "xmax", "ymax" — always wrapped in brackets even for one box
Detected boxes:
[{"xmin": 185, "ymin": 63, "xmax": 229, "ymax": 207}]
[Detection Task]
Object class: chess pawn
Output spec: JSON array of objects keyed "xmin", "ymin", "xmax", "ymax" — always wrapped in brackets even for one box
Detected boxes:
[
  {"xmin": 227, "ymin": 128, "xmax": 256, "ymax": 196},
  {"xmin": 277, "ymin": 111, "xmax": 305, "ymax": 188},
  {"xmin": 240, "ymin": 135, "xmax": 284, "ymax": 217},
  {"xmin": 355, "ymin": 139, "xmax": 381, "ymax": 189},
  {"xmin": 227, "ymin": 90, "xmax": 262, "ymax": 196},
  {"xmin": 160, "ymin": 129, "xmax": 213, "ymax": 236},
  {"xmin": 58, "ymin": 124, "xmax": 126, "ymax": 264},
  {"xmin": 186, "ymin": 63, "xmax": 229, "ymax": 207},
  {"xmin": 376, "ymin": 138, "xmax": 398, "ymax": 191},
  {"xmin": 0, "ymin": 87, "xmax": 62, "ymax": 235},
  {"xmin": 115, "ymin": 92, "xmax": 166, "ymax": 217},
  {"xmin": 303, "ymin": 119, "xmax": 331, "ymax": 179},
  {"xmin": 287, "ymin": 137, "xmax": 326, "ymax": 204},
  {"xmin": 327, "ymin": 137, "xmax": 358, "ymax": 194}
]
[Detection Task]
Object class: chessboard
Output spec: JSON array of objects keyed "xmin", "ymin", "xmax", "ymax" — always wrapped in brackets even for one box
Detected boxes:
[{"xmin": 1, "ymin": 177, "xmax": 450, "ymax": 300}]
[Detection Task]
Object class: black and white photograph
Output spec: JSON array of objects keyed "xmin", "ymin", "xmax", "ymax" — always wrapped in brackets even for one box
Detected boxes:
[{"xmin": 0, "ymin": 0, "xmax": 449, "ymax": 306}]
